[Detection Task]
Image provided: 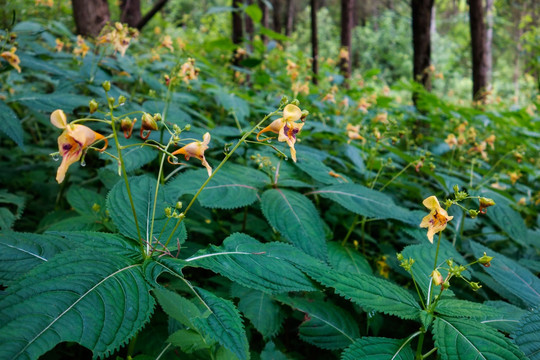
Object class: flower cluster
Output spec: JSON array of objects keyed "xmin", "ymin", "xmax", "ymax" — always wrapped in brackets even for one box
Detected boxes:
[{"xmin": 97, "ymin": 22, "xmax": 138, "ymax": 57}]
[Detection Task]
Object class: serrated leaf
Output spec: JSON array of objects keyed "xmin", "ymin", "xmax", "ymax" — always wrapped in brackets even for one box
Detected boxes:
[
  {"xmin": 153, "ymin": 288, "xmax": 201, "ymax": 328},
  {"xmin": 277, "ymin": 296, "xmax": 359, "ymax": 350},
  {"xmin": 261, "ymin": 341, "xmax": 288, "ymax": 360},
  {"xmin": 8, "ymin": 92, "xmax": 91, "ymax": 113},
  {"xmin": 327, "ymin": 242, "xmax": 371, "ymax": 275},
  {"xmin": 433, "ymin": 317, "xmax": 526, "ymax": 360},
  {"xmin": 102, "ymin": 137, "xmax": 158, "ymax": 173},
  {"xmin": 107, "ymin": 176, "xmax": 187, "ymax": 244},
  {"xmin": 46, "ymin": 231, "xmax": 141, "ymax": 258},
  {"xmin": 232, "ymin": 285, "xmax": 284, "ymax": 339},
  {"xmin": 301, "ymin": 265, "xmax": 420, "ymax": 320},
  {"xmin": 308, "ymin": 184, "xmax": 417, "ymax": 225},
  {"xmin": 295, "ymin": 157, "xmax": 351, "ymax": 185},
  {"xmin": 0, "ymin": 100, "xmax": 24, "ymax": 148},
  {"xmin": 168, "ymin": 164, "xmax": 267, "ymax": 209},
  {"xmin": 167, "ymin": 329, "xmax": 213, "ymax": 354},
  {"xmin": 186, "ymin": 233, "xmax": 317, "ymax": 293},
  {"xmin": 45, "ymin": 214, "xmax": 104, "ymax": 231},
  {"xmin": 513, "ymin": 307, "xmax": 540, "ymax": 360},
  {"xmin": 344, "ymin": 144, "xmax": 365, "ymax": 174},
  {"xmin": 66, "ymin": 186, "xmax": 105, "ymax": 216},
  {"xmin": 192, "ymin": 288, "xmax": 249, "ymax": 360},
  {"xmin": 470, "ymin": 241, "xmax": 540, "ymax": 308},
  {"xmin": 261, "ymin": 189, "xmax": 327, "ymax": 260},
  {"xmin": 481, "ymin": 301, "xmax": 526, "ymax": 333},
  {"xmin": 0, "ymin": 251, "xmax": 155, "ymax": 359},
  {"xmin": 341, "ymin": 337, "xmax": 414, "ymax": 360}
]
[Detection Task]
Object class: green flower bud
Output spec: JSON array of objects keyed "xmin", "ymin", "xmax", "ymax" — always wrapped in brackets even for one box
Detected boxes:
[
  {"xmin": 185, "ymin": 124, "xmax": 191, "ymax": 131},
  {"xmin": 291, "ymin": 99, "xmax": 300, "ymax": 106},
  {"xmin": 107, "ymin": 96, "xmax": 115, "ymax": 107},
  {"xmin": 470, "ymin": 282, "xmax": 482, "ymax": 291},
  {"xmin": 453, "ymin": 184, "xmax": 460, "ymax": 193},
  {"xmin": 102, "ymin": 81, "xmax": 111, "ymax": 92},
  {"xmin": 141, "ymin": 113, "xmax": 158, "ymax": 131},
  {"xmin": 118, "ymin": 95, "xmax": 126, "ymax": 105},
  {"xmin": 89, "ymin": 99, "xmax": 98, "ymax": 114},
  {"xmin": 280, "ymin": 95, "xmax": 288, "ymax": 106},
  {"xmin": 478, "ymin": 252, "xmax": 493, "ymax": 267},
  {"xmin": 92, "ymin": 203, "xmax": 101, "ymax": 213}
]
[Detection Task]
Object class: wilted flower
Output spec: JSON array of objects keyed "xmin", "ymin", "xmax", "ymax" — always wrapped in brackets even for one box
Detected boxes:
[
  {"xmin": 420, "ymin": 196, "xmax": 454, "ymax": 243},
  {"xmin": 169, "ymin": 132, "xmax": 212, "ymax": 176}
]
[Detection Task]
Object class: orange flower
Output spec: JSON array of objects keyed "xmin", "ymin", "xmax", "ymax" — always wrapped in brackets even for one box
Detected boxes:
[
  {"xmin": 484, "ymin": 134, "xmax": 495, "ymax": 150},
  {"xmin": 445, "ymin": 134, "xmax": 458, "ymax": 149},
  {"xmin": 160, "ymin": 35, "xmax": 174, "ymax": 52},
  {"xmin": 73, "ymin": 35, "xmax": 89, "ymax": 58},
  {"xmin": 419, "ymin": 196, "xmax": 453, "ymax": 243},
  {"xmin": 257, "ymin": 104, "xmax": 305, "ymax": 162},
  {"xmin": 51, "ymin": 110, "xmax": 107, "ymax": 183},
  {"xmin": 346, "ymin": 124, "xmax": 365, "ymax": 143},
  {"xmin": 1, "ymin": 47, "xmax": 21, "ymax": 73},
  {"xmin": 169, "ymin": 132, "xmax": 212, "ymax": 176}
]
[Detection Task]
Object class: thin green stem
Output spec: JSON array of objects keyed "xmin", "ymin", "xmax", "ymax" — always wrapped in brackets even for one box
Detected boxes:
[
  {"xmin": 161, "ymin": 109, "xmax": 281, "ymax": 250},
  {"xmin": 469, "ymin": 159, "xmax": 475, "ymax": 188},
  {"xmin": 410, "ymin": 271, "xmax": 426, "ymax": 310},
  {"xmin": 379, "ymin": 162, "xmax": 413, "ymax": 191},
  {"xmin": 71, "ymin": 118, "xmax": 112, "ymax": 125},
  {"xmin": 474, "ymin": 151, "xmax": 513, "ymax": 189},
  {"xmin": 422, "ymin": 347, "xmax": 438, "ymax": 359},
  {"xmin": 341, "ymin": 214, "xmax": 359, "ymax": 246},
  {"xmin": 415, "ymin": 329, "xmax": 426, "ymax": 360},
  {"xmin": 397, "ymin": 331, "xmax": 422, "ymax": 360}
]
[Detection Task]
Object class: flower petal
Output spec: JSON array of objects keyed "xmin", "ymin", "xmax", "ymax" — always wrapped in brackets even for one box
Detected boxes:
[
  {"xmin": 68, "ymin": 124, "xmax": 99, "ymax": 147},
  {"xmin": 283, "ymin": 104, "xmax": 302, "ymax": 122},
  {"xmin": 50, "ymin": 109, "xmax": 68, "ymax": 129},
  {"xmin": 422, "ymin": 196, "xmax": 440, "ymax": 210},
  {"xmin": 256, "ymin": 118, "xmax": 283, "ymax": 141}
]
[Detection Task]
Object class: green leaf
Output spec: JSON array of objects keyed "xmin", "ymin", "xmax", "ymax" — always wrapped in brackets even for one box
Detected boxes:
[
  {"xmin": 232, "ymin": 285, "xmax": 284, "ymax": 339},
  {"xmin": 66, "ymin": 186, "xmax": 105, "ymax": 216},
  {"xmin": 187, "ymin": 233, "xmax": 317, "ymax": 293},
  {"xmin": 327, "ymin": 242, "xmax": 372, "ymax": 275},
  {"xmin": 260, "ymin": 26, "xmax": 289, "ymax": 42},
  {"xmin": 344, "ymin": 144, "xmax": 365, "ymax": 174},
  {"xmin": 433, "ymin": 317, "xmax": 526, "ymax": 360},
  {"xmin": 478, "ymin": 190, "xmax": 528, "ymax": 245},
  {"xmin": 45, "ymin": 214, "xmax": 104, "ymax": 231},
  {"xmin": 470, "ymin": 241, "xmax": 540, "ymax": 308},
  {"xmin": 153, "ymin": 288, "xmax": 201, "ymax": 329},
  {"xmin": 308, "ymin": 184, "xmax": 418, "ymax": 225},
  {"xmin": 513, "ymin": 307, "xmax": 540, "ymax": 360},
  {"xmin": 193, "ymin": 288, "xmax": 249, "ymax": 360},
  {"xmin": 261, "ymin": 341, "xmax": 288, "ymax": 360},
  {"xmin": 0, "ymin": 190, "xmax": 25, "ymax": 230},
  {"xmin": 167, "ymin": 329, "xmax": 213, "ymax": 354},
  {"xmin": 0, "ymin": 250, "xmax": 155, "ymax": 359},
  {"xmin": 277, "ymin": 296, "xmax": 359, "ymax": 350},
  {"xmin": 341, "ymin": 337, "xmax": 414, "ymax": 360},
  {"xmin": 107, "ymin": 176, "xmax": 187, "ymax": 244},
  {"xmin": 102, "ymin": 136, "xmax": 158, "ymax": 173},
  {"xmin": 46, "ymin": 231, "xmax": 141, "ymax": 258},
  {"xmin": 8, "ymin": 92, "xmax": 91, "ymax": 113},
  {"xmin": 168, "ymin": 164, "xmax": 267, "ymax": 209},
  {"xmin": 295, "ymin": 157, "xmax": 351, "ymax": 185},
  {"xmin": 0, "ymin": 100, "xmax": 24, "ymax": 148},
  {"xmin": 245, "ymin": 3, "xmax": 262, "ymax": 23},
  {"xmin": 261, "ymin": 189, "xmax": 327, "ymax": 260},
  {"xmin": 301, "ymin": 265, "xmax": 420, "ymax": 320}
]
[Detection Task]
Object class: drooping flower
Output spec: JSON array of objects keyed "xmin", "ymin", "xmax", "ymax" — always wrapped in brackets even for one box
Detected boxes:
[
  {"xmin": 51, "ymin": 109, "xmax": 108, "ymax": 183},
  {"xmin": 468, "ymin": 141, "xmax": 488, "ymax": 161},
  {"xmin": 179, "ymin": 58, "xmax": 199, "ymax": 83},
  {"xmin": 169, "ymin": 132, "xmax": 212, "ymax": 176},
  {"xmin": 484, "ymin": 134, "xmax": 496, "ymax": 150},
  {"xmin": 346, "ymin": 123, "xmax": 365, "ymax": 143},
  {"xmin": 419, "ymin": 196, "xmax": 454, "ymax": 243},
  {"xmin": 256, "ymin": 104, "xmax": 305, "ymax": 162},
  {"xmin": 55, "ymin": 38, "xmax": 64, "ymax": 52},
  {"xmin": 97, "ymin": 22, "xmax": 138, "ymax": 57},
  {"xmin": 1, "ymin": 47, "xmax": 21, "ymax": 73}
]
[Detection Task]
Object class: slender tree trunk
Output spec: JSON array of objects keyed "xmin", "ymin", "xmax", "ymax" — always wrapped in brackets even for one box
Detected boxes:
[
  {"xmin": 272, "ymin": 0, "xmax": 283, "ymax": 33},
  {"xmin": 340, "ymin": 0, "xmax": 353, "ymax": 84},
  {"xmin": 469, "ymin": 0, "xmax": 488, "ymax": 103},
  {"xmin": 136, "ymin": 0, "xmax": 169, "ymax": 30},
  {"xmin": 412, "ymin": 0, "xmax": 434, "ymax": 96},
  {"xmin": 120, "ymin": 0, "xmax": 141, "ymax": 28},
  {"xmin": 72, "ymin": 0, "xmax": 110, "ymax": 37},
  {"xmin": 260, "ymin": 0, "xmax": 269, "ymax": 44},
  {"xmin": 232, "ymin": 0, "xmax": 243, "ymax": 45},
  {"xmin": 311, "ymin": 0, "xmax": 319, "ymax": 85},
  {"xmin": 245, "ymin": 0, "xmax": 255, "ymax": 43},
  {"xmin": 285, "ymin": 0, "xmax": 295, "ymax": 36},
  {"xmin": 485, "ymin": 0, "xmax": 494, "ymax": 91}
]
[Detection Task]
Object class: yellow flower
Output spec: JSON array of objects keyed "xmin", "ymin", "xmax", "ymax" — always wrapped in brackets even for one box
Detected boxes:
[
  {"xmin": 73, "ymin": 35, "xmax": 89, "ymax": 58},
  {"xmin": 484, "ymin": 134, "xmax": 495, "ymax": 150},
  {"xmin": 256, "ymin": 104, "xmax": 305, "ymax": 162},
  {"xmin": 357, "ymin": 97, "xmax": 370, "ymax": 113},
  {"xmin": 445, "ymin": 133, "xmax": 458, "ymax": 149},
  {"xmin": 346, "ymin": 123, "xmax": 365, "ymax": 143},
  {"xmin": 377, "ymin": 256, "xmax": 390, "ymax": 278},
  {"xmin": 373, "ymin": 112, "xmax": 388, "ymax": 124},
  {"xmin": 291, "ymin": 81, "xmax": 309, "ymax": 96},
  {"xmin": 55, "ymin": 38, "xmax": 64, "ymax": 52},
  {"xmin": 160, "ymin": 35, "xmax": 174, "ymax": 52},
  {"xmin": 179, "ymin": 58, "xmax": 199, "ymax": 83},
  {"xmin": 286, "ymin": 59, "xmax": 299, "ymax": 81},
  {"xmin": 1, "ymin": 47, "xmax": 21, "ymax": 73},
  {"xmin": 419, "ymin": 196, "xmax": 453, "ymax": 243},
  {"xmin": 51, "ymin": 110, "xmax": 108, "ymax": 183},
  {"xmin": 508, "ymin": 171, "xmax": 522, "ymax": 185},
  {"xmin": 169, "ymin": 132, "xmax": 212, "ymax": 176}
]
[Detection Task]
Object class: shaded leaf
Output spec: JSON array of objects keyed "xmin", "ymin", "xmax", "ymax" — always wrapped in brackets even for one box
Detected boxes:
[
  {"xmin": 342, "ymin": 337, "xmax": 414, "ymax": 360},
  {"xmin": 513, "ymin": 307, "xmax": 540, "ymax": 360},
  {"xmin": 0, "ymin": 100, "xmax": 24, "ymax": 148}
]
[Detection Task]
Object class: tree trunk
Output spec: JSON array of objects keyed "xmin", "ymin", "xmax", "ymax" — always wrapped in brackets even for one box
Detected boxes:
[
  {"xmin": 285, "ymin": 0, "xmax": 295, "ymax": 36},
  {"xmin": 245, "ymin": 0, "xmax": 255, "ymax": 43},
  {"xmin": 469, "ymin": 0, "xmax": 488, "ymax": 103},
  {"xmin": 72, "ymin": 0, "xmax": 110, "ymax": 37},
  {"xmin": 411, "ymin": 0, "xmax": 434, "ymax": 94},
  {"xmin": 340, "ymin": 0, "xmax": 353, "ymax": 84},
  {"xmin": 311, "ymin": 0, "xmax": 318, "ymax": 84},
  {"xmin": 232, "ymin": 0, "xmax": 243, "ymax": 45},
  {"xmin": 120, "ymin": 0, "xmax": 141, "ymax": 28},
  {"xmin": 136, "ymin": 0, "xmax": 169, "ymax": 30},
  {"xmin": 260, "ymin": 0, "xmax": 269, "ymax": 44},
  {"xmin": 272, "ymin": 0, "xmax": 283, "ymax": 34},
  {"xmin": 485, "ymin": 0, "xmax": 494, "ymax": 90}
]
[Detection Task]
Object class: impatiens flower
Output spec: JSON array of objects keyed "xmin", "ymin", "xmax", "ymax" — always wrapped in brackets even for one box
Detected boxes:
[
  {"xmin": 55, "ymin": 38, "xmax": 64, "ymax": 52},
  {"xmin": 346, "ymin": 123, "xmax": 365, "ymax": 143},
  {"xmin": 445, "ymin": 134, "xmax": 458, "ymax": 149},
  {"xmin": 419, "ymin": 196, "xmax": 454, "ymax": 243},
  {"xmin": 484, "ymin": 134, "xmax": 496, "ymax": 150},
  {"xmin": 256, "ymin": 104, "xmax": 305, "ymax": 162},
  {"xmin": 1, "ymin": 47, "xmax": 21, "ymax": 73},
  {"xmin": 160, "ymin": 35, "xmax": 174, "ymax": 52},
  {"xmin": 73, "ymin": 35, "xmax": 89, "ymax": 58},
  {"xmin": 468, "ymin": 141, "xmax": 488, "ymax": 161},
  {"xmin": 508, "ymin": 171, "xmax": 522, "ymax": 185},
  {"xmin": 51, "ymin": 109, "xmax": 108, "ymax": 183},
  {"xmin": 169, "ymin": 132, "xmax": 212, "ymax": 176},
  {"xmin": 179, "ymin": 58, "xmax": 199, "ymax": 83},
  {"xmin": 373, "ymin": 112, "xmax": 388, "ymax": 124}
]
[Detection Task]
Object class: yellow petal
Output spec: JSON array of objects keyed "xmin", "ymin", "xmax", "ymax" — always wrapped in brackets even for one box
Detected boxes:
[
  {"xmin": 50, "ymin": 109, "xmax": 68, "ymax": 129},
  {"xmin": 68, "ymin": 124, "xmax": 98, "ymax": 147},
  {"xmin": 202, "ymin": 132, "xmax": 211, "ymax": 146},
  {"xmin": 422, "ymin": 196, "xmax": 441, "ymax": 210},
  {"xmin": 419, "ymin": 213, "xmax": 433, "ymax": 228},
  {"xmin": 256, "ymin": 118, "xmax": 283, "ymax": 141},
  {"xmin": 282, "ymin": 104, "xmax": 302, "ymax": 122},
  {"xmin": 426, "ymin": 227, "xmax": 435, "ymax": 243}
]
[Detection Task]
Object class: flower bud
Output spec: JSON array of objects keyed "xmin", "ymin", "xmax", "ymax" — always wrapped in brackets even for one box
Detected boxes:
[
  {"xmin": 102, "ymin": 81, "xmax": 111, "ymax": 92},
  {"xmin": 185, "ymin": 124, "xmax": 191, "ymax": 131},
  {"xmin": 118, "ymin": 95, "xmax": 126, "ymax": 105},
  {"xmin": 89, "ymin": 99, "xmax": 98, "ymax": 114},
  {"xmin": 280, "ymin": 96, "xmax": 289, "ymax": 106},
  {"xmin": 396, "ymin": 253, "xmax": 404, "ymax": 261},
  {"xmin": 121, "ymin": 117, "xmax": 136, "ymax": 139},
  {"xmin": 141, "ymin": 113, "xmax": 158, "ymax": 131},
  {"xmin": 470, "ymin": 282, "xmax": 482, "ymax": 291},
  {"xmin": 468, "ymin": 209, "xmax": 479, "ymax": 218},
  {"xmin": 107, "ymin": 96, "xmax": 115, "ymax": 107},
  {"xmin": 301, "ymin": 110, "xmax": 309, "ymax": 120},
  {"xmin": 153, "ymin": 113, "xmax": 162, "ymax": 122},
  {"xmin": 175, "ymin": 201, "xmax": 182, "ymax": 209},
  {"xmin": 453, "ymin": 184, "xmax": 460, "ymax": 193},
  {"xmin": 165, "ymin": 207, "xmax": 172, "ymax": 217},
  {"xmin": 479, "ymin": 197, "xmax": 495, "ymax": 214},
  {"xmin": 478, "ymin": 252, "xmax": 493, "ymax": 267},
  {"xmin": 92, "ymin": 203, "xmax": 101, "ymax": 212},
  {"xmin": 291, "ymin": 99, "xmax": 300, "ymax": 106},
  {"xmin": 431, "ymin": 269, "xmax": 443, "ymax": 286}
]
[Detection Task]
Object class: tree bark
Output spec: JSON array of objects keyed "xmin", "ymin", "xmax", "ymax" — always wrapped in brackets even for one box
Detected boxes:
[
  {"xmin": 72, "ymin": 0, "xmax": 110, "ymax": 37},
  {"xmin": 340, "ymin": 0, "xmax": 353, "ymax": 83},
  {"xmin": 311, "ymin": 0, "xmax": 319, "ymax": 84},
  {"xmin": 136, "ymin": 0, "xmax": 169, "ymax": 30},
  {"xmin": 272, "ymin": 0, "xmax": 283, "ymax": 34},
  {"xmin": 232, "ymin": 0, "xmax": 243, "ymax": 45},
  {"xmin": 469, "ymin": 0, "xmax": 489, "ymax": 103},
  {"xmin": 245, "ymin": 0, "xmax": 255, "ymax": 42},
  {"xmin": 120, "ymin": 0, "xmax": 141, "ymax": 28},
  {"xmin": 285, "ymin": 0, "xmax": 295, "ymax": 36},
  {"xmin": 412, "ymin": 0, "xmax": 434, "ymax": 94},
  {"xmin": 260, "ymin": 0, "xmax": 269, "ymax": 44}
]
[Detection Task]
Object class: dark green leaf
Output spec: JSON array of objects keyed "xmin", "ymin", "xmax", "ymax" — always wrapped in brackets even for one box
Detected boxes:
[
  {"xmin": 0, "ymin": 100, "xmax": 24, "ymax": 148},
  {"xmin": 513, "ymin": 307, "xmax": 540, "ymax": 360},
  {"xmin": 341, "ymin": 337, "xmax": 414, "ymax": 360}
]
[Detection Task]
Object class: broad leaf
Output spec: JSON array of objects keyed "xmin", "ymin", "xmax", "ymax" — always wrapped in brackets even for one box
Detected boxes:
[
  {"xmin": 102, "ymin": 137, "xmax": 158, "ymax": 173},
  {"xmin": 470, "ymin": 241, "xmax": 540, "ymax": 308},
  {"xmin": 0, "ymin": 250, "xmax": 154, "ymax": 359},
  {"xmin": 295, "ymin": 156, "xmax": 351, "ymax": 185},
  {"xmin": 168, "ymin": 164, "xmax": 267, "ymax": 209},
  {"xmin": 167, "ymin": 329, "xmax": 213, "ymax": 354},
  {"xmin": 107, "ymin": 176, "xmax": 187, "ymax": 244},
  {"xmin": 0, "ymin": 100, "xmax": 24, "ymax": 148},
  {"xmin": 433, "ymin": 317, "xmax": 525, "ymax": 360},
  {"xmin": 193, "ymin": 288, "xmax": 249, "ymax": 360},
  {"xmin": 261, "ymin": 189, "xmax": 327, "ymax": 260},
  {"xmin": 308, "ymin": 183, "xmax": 418, "ymax": 225},
  {"xmin": 277, "ymin": 296, "xmax": 359, "ymax": 350},
  {"xmin": 513, "ymin": 307, "xmax": 540, "ymax": 360},
  {"xmin": 66, "ymin": 186, "xmax": 106, "ymax": 216},
  {"xmin": 186, "ymin": 233, "xmax": 317, "ymax": 293},
  {"xmin": 9, "ymin": 92, "xmax": 91, "ymax": 113},
  {"xmin": 342, "ymin": 337, "xmax": 414, "ymax": 360},
  {"xmin": 327, "ymin": 242, "xmax": 372, "ymax": 275},
  {"xmin": 153, "ymin": 288, "xmax": 202, "ymax": 329}
]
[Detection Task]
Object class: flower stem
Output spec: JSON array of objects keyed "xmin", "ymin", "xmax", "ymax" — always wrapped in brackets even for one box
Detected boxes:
[
  {"xmin": 415, "ymin": 328, "xmax": 426, "ymax": 360},
  {"xmin": 341, "ymin": 214, "xmax": 359, "ymax": 246},
  {"xmin": 379, "ymin": 162, "xmax": 413, "ymax": 191}
]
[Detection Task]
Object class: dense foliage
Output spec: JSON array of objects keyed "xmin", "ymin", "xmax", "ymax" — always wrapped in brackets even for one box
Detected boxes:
[{"xmin": 0, "ymin": 1, "xmax": 539, "ymax": 360}]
